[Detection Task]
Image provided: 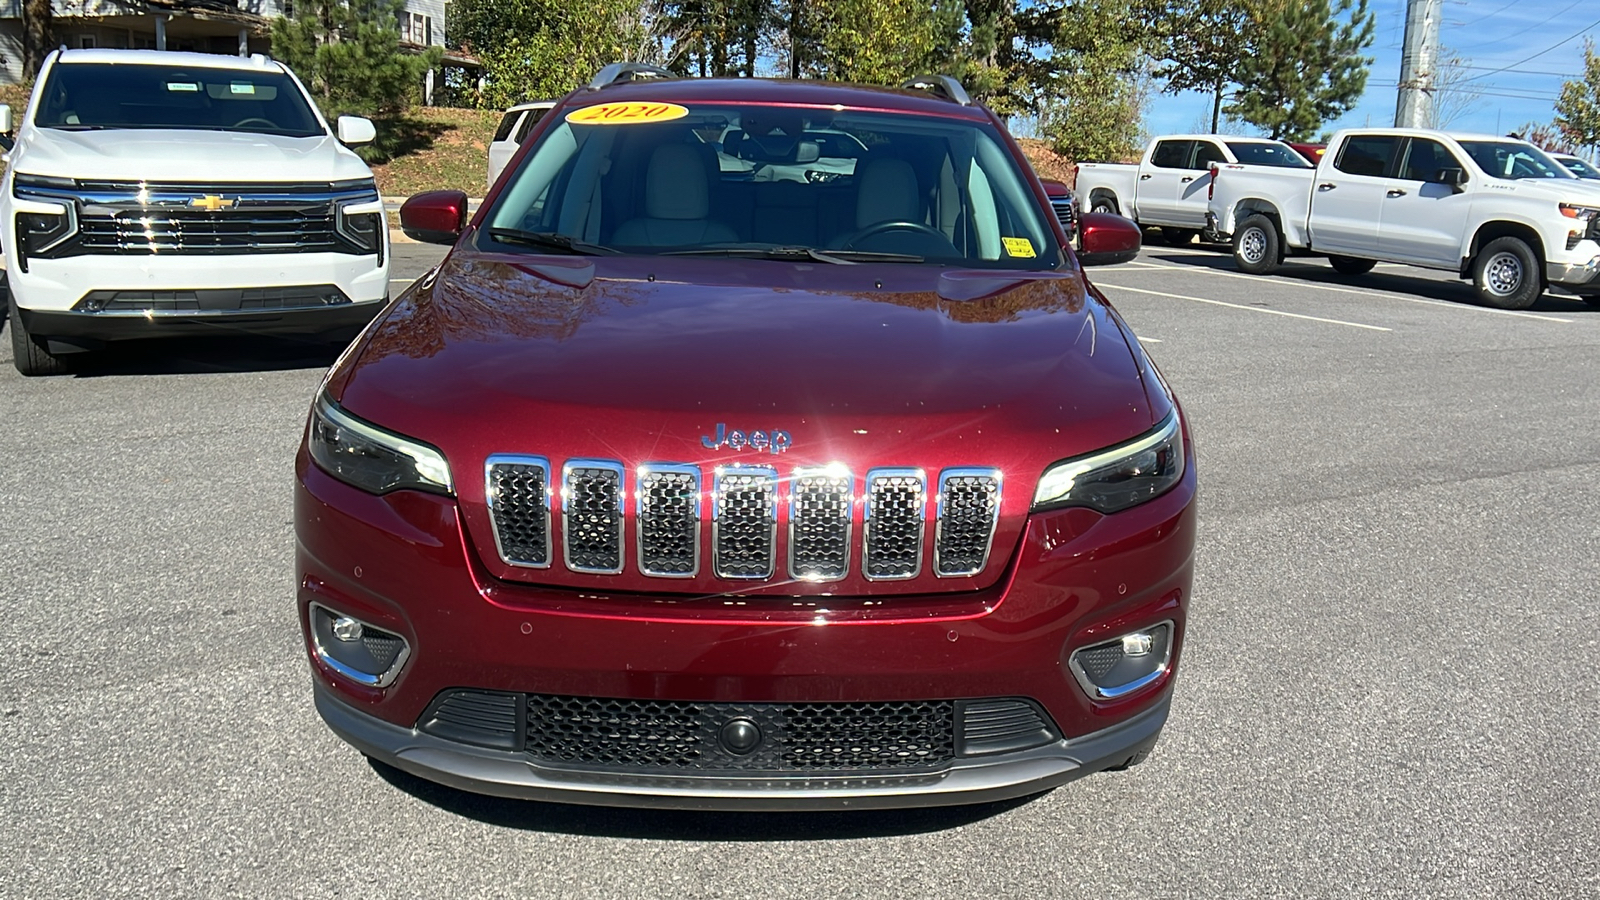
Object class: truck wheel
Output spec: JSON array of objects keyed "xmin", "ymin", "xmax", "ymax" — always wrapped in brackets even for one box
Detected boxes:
[
  {"xmin": 9, "ymin": 300, "xmax": 74, "ymax": 377},
  {"xmin": 1233, "ymin": 215, "xmax": 1280, "ymax": 275},
  {"xmin": 1091, "ymin": 196, "xmax": 1119, "ymax": 216},
  {"xmin": 1328, "ymin": 255, "xmax": 1376, "ymax": 275},
  {"xmin": 1471, "ymin": 237, "xmax": 1541, "ymax": 310},
  {"xmin": 1161, "ymin": 227, "xmax": 1198, "ymax": 246}
]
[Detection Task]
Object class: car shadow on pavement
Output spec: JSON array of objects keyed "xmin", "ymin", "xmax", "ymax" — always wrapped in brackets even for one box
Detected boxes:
[
  {"xmin": 1141, "ymin": 248, "xmax": 1600, "ymax": 314},
  {"xmin": 62, "ymin": 334, "xmax": 347, "ymax": 377},
  {"xmin": 367, "ymin": 758, "xmax": 1041, "ymax": 839}
]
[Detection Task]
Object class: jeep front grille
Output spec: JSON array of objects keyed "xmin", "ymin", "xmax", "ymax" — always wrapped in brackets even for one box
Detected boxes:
[
  {"xmin": 483, "ymin": 458, "xmax": 1005, "ymax": 583},
  {"xmin": 562, "ymin": 460, "xmax": 625, "ymax": 574},
  {"xmin": 713, "ymin": 467, "xmax": 778, "ymax": 579},
  {"xmin": 1050, "ymin": 196, "xmax": 1077, "ymax": 237},
  {"xmin": 486, "ymin": 455, "xmax": 552, "ymax": 568}
]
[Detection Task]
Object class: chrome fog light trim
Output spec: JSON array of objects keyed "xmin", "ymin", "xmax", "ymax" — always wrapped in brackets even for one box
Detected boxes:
[
  {"xmin": 309, "ymin": 602, "xmax": 410, "ymax": 688},
  {"xmin": 1068, "ymin": 620, "xmax": 1173, "ymax": 701}
]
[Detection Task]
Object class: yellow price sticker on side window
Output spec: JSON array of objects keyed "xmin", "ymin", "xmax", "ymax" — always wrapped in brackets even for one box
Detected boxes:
[
  {"xmin": 1002, "ymin": 237, "xmax": 1036, "ymax": 258},
  {"xmin": 566, "ymin": 102, "xmax": 690, "ymax": 125}
]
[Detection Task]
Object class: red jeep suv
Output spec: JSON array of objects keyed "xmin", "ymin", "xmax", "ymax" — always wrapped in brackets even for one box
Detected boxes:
[{"xmin": 296, "ymin": 65, "xmax": 1194, "ymax": 810}]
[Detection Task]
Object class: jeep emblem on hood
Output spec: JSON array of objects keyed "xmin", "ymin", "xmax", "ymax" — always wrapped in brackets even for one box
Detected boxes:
[{"xmin": 702, "ymin": 423, "xmax": 792, "ymax": 454}]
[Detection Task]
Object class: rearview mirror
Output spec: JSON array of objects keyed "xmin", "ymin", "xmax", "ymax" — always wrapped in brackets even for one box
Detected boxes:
[
  {"xmin": 336, "ymin": 115, "xmax": 376, "ymax": 145},
  {"xmin": 1076, "ymin": 212, "xmax": 1141, "ymax": 266},
  {"xmin": 0, "ymin": 104, "xmax": 12, "ymax": 134},
  {"xmin": 400, "ymin": 190, "xmax": 469, "ymax": 245}
]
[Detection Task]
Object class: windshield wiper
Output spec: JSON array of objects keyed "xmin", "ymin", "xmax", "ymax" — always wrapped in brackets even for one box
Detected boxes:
[
  {"xmin": 45, "ymin": 124, "xmax": 115, "ymax": 131},
  {"xmin": 663, "ymin": 246, "xmax": 924, "ymax": 265},
  {"xmin": 487, "ymin": 228, "xmax": 619, "ymax": 255}
]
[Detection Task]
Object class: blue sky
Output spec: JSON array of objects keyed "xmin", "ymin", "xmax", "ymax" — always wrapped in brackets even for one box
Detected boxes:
[{"xmin": 1142, "ymin": 0, "xmax": 1599, "ymax": 141}]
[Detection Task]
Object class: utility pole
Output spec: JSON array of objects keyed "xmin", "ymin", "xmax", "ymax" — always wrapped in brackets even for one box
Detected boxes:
[{"xmin": 1395, "ymin": 0, "xmax": 1441, "ymax": 127}]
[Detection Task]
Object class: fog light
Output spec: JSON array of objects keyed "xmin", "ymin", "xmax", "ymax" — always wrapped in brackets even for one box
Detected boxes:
[
  {"xmin": 331, "ymin": 616, "xmax": 364, "ymax": 642},
  {"xmin": 1068, "ymin": 621, "xmax": 1173, "ymax": 701},
  {"xmin": 309, "ymin": 603, "xmax": 409, "ymax": 688}
]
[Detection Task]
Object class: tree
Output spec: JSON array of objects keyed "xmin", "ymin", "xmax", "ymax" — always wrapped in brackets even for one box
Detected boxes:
[
  {"xmin": 1227, "ymin": 0, "xmax": 1374, "ymax": 141},
  {"xmin": 1428, "ymin": 47, "xmax": 1484, "ymax": 130},
  {"xmin": 1556, "ymin": 39, "xmax": 1600, "ymax": 156},
  {"xmin": 21, "ymin": 0, "xmax": 52, "ymax": 80},
  {"xmin": 1033, "ymin": 0, "xmax": 1151, "ymax": 162},
  {"xmin": 1149, "ymin": 0, "xmax": 1252, "ymax": 133},
  {"xmin": 665, "ymin": 1, "xmax": 770, "ymax": 78},
  {"xmin": 271, "ymin": 0, "xmax": 442, "ymax": 118},
  {"xmin": 803, "ymin": 0, "xmax": 964, "ymax": 86},
  {"xmin": 449, "ymin": 0, "xmax": 661, "ymax": 108}
]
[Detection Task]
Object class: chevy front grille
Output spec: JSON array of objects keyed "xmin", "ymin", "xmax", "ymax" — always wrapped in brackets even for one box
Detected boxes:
[{"xmin": 483, "ymin": 459, "xmax": 1003, "ymax": 583}]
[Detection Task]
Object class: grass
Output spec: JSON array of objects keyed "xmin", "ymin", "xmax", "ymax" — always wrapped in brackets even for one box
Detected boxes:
[{"xmin": 363, "ymin": 106, "xmax": 501, "ymax": 197}]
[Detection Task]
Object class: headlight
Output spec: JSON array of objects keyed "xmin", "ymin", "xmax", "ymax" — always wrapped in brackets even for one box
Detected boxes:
[
  {"xmin": 336, "ymin": 207, "xmax": 384, "ymax": 257},
  {"xmin": 1559, "ymin": 203, "xmax": 1600, "ymax": 220},
  {"xmin": 307, "ymin": 392, "xmax": 453, "ymax": 495},
  {"xmin": 16, "ymin": 206, "xmax": 77, "ymax": 256},
  {"xmin": 1032, "ymin": 413, "xmax": 1184, "ymax": 514}
]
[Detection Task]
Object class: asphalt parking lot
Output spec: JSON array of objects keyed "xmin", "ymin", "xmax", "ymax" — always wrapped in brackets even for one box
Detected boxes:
[{"xmin": 2, "ymin": 239, "xmax": 1596, "ymax": 898}]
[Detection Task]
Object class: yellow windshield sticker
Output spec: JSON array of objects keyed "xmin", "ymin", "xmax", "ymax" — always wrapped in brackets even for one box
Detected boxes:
[
  {"xmin": 566, "ymin": 102, "xmax": 690, "ymax": 125},
  {"xmin": 1002, "ymin": 236, "xmax": 1036, "ymax": 258}
]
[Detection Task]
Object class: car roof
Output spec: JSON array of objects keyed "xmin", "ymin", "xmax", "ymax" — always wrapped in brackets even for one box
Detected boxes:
[
  {"xmin": 506, "ymin": 100, "xmax": 557, "ymax": 113},
  {"xmin": 53, "ymin": 48, "xmax": 285, "ymax": 73},
  {"xmin": 567, "ymin": 77, "xmax": 991, "ymax": 121}
]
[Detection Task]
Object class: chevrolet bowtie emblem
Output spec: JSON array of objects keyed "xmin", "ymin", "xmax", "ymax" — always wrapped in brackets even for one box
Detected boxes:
[{"xmin": 189, "ymin": 195, "xmax": 235, "ymax": 211}]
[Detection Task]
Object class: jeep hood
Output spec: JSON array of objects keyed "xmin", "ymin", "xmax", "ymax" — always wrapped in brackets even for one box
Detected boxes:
[
  {"xmin": 334, "ymin": 252, "xmax": 1169, "ymax": 596},
  {"xmin": 12, "ymin": 127, "xmax": 373, "ymax": 183}
]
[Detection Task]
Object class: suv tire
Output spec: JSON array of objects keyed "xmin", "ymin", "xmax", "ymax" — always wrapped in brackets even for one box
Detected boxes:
[
  {"xmin": 1472, "ymin": 237, "xmax": 1542, "ymax": 310},
  {"xmin": 1233, "ymin": 215, "xmax": 1281, "ymax": 275},
  {"xmin": 1328, "ymin": 255, "xmax": 1376, "ymax": 275},
  {"xmin": 9, "ymin": 300, "xmax": 73, "ymax": 376}
]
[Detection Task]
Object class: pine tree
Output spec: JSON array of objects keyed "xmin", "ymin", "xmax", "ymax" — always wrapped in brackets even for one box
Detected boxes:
[
  {"xmin": 1226, "ymin": 0, "xmax": 1374, "ymax": 140},
  {"xmin": 1149, "ymin": 0, "xmax": 1253, "ymax": 133},
  {"xmin": 271, "ymin": 0, "xmax": 442, "ymax": 118}
]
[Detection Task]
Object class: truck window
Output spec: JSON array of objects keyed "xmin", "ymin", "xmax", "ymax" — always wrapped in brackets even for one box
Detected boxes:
[
  {"xmin": 1150, "ymin": 140, "xmax": 1193, "ymax": 169},
  {"xmin": 1191, "ymin": 141, "xmax": 1227, "ymax": 169},
  {"xmin": 1399, "ymin": 138, "xmax": 1461, "ymax": 183},
  {"xmin": 1225, "ymin": 142, "xmax": 1313, "ymax": 168},
  {"xmin": 1334, "ymin": 136, "xmax": 1399, "ymax": 178}
]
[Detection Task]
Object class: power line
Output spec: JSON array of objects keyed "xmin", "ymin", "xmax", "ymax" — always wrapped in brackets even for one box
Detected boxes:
[
  {"xmin": 1453, "ymin": 0, "xmax": 1586, "ymax": 51},
  {"xmin": 1461, "ymin": 15, "xmax": 1600, "ymax": 83},
  {"xmin": 1455, "ymin": 0, "xmax": 1523, "ymax": 30},
  {"xmin": 1456, "ymin": 65, "xmax": 1577, "ymax": 77}
]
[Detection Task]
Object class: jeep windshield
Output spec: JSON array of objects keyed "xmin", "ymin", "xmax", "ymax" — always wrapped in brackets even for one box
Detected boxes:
[
  {"xmin": 483, "ymin": 101, "xmax": 1062, "ymax": 269},
  {"xmin": 33, "ymin": 63, "xmax": 324, "ymax": 137}
]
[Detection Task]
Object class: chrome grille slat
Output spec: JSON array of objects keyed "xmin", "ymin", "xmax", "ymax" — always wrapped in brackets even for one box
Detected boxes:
[
  {"xmin": 637, "ymin": 463, "xmax": 701, "ymax": 578},
  {"xmin": 788, "ymin": 468, "xmax": 853, "ymax": 582},
  {"xmin": 485, "ymin": 455, "xmax": 553, "ymax": 568},
  {"xmin": 713, "ymin": 466, "xmax": 778, "ymax": 579},
  {"xmin": 934, "ymin": 468, "xmax": 1002, "ymax": 577},
  {"xmin": 863, "ymin": 468, "xmax": 927, "ymax": 581},
  {"xmin": 562, "ymin": 460, "xmax": 625, "ymax": 574}
]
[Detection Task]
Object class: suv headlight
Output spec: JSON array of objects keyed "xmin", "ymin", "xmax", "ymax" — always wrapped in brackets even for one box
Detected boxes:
[
  {"xmin": 307, "ymin": 392, "xmax": 453, "ymax": 495},
  {"xmin": 336, "ymin": 206, "xmax": 384, "ymax": 257},
  {"xmin": 1032, "ymin": 412, "xmax": 1184, "ymax": 514}
]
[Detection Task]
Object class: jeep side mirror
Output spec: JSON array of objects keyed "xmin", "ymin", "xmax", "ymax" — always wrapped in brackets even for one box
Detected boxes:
[
  {"xmin": 1077, "ymin": 211, "xmax": 1141, "ymax": 266},
  {"xmin": 400, "ymin": 190, "xmax": 469, "ymax": 245},
  {"xmin": 0, "ymin": 104, "xmax": 12, "ymax": 134},
  {"xmin": 336, "ymin": 115, "xmax": 376, "ymax": 145}
]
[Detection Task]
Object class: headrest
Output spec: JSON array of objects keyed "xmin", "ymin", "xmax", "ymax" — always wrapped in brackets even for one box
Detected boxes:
[
  {"xmin": 855, "ymin": 158, "xmax": 920, "ymax": 228},
  {"xmin": 646, "ymin": 144, "xmax": 710, "ymax": 220}
]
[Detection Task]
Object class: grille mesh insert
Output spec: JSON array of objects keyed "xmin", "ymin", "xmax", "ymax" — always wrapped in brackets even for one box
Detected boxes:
[
  {"xmin": 713, "ymin": 468, "xmax": 777, "ymax": 579},
  {"xmin": 487, "ymin": 459, "xmax": 551, "ymax": 567},
  {"xmin": 864, "ymin": 470, "xmax": 925, "ymax": 579},
  {"xmin": 789, "ymin": 469, "xmax": 852, "ymax": 581},
  {"xmin": 638, "ymin": 465, "xmax": 699, "ymax": 577},
  {"xmin": 524, "ymin": 694, "xmax": 955, "ymax": 773},
  {"xmin": 563, "ymin": 462, "xmax": 624, "ymax": 574},
  {"xmin": 935, "ymin": 470, "xmax": 1002, "ymax": 576}
]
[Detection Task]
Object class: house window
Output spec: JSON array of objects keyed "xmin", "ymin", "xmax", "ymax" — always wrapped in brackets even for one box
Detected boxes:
[
  {"xmin": 402, "ymin": 12, "xmax": 432, "ymax": 45},
  {"xmin": 77, "ymin": 35, "xmax": 96, "ymax": 49}
]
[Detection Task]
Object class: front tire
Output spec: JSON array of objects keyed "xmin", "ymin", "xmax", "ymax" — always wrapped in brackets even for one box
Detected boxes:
[
  {"xmin": 1472, "ymin": 237, "xmax": 1541, "ymax": 310},
  {"xmin": 1233, "ymin": 215, "xmax": 1281, "ymax": 275},
  {"xmin": 9, "ymin": 300, "xmax": 74, "ymax": 377},
  {"xmin": 1328, "ymin": 255, "xmax": 1376, "ymax": 275}
]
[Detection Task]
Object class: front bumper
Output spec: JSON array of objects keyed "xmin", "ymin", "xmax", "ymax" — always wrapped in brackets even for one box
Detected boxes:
[
  {"xmin": 315, "ymin": 678, "xmax": 1169, "ymax": 810},
  {"xmin": 18, "ymin": 298, "xmax": 386, "ymax": 348},
  {"xmin": 1547, "ymin": 255, "xmax": 1600, "ymax": 290}
]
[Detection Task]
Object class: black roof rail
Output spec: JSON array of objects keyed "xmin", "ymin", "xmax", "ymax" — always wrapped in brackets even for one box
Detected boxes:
[
  {"xmin": 899, "ymin": 75, "xmax": 972, "ymax": 107},
  {"xmin": 586, "ymin": 63, "xmax": 677, "ymax": 91}
]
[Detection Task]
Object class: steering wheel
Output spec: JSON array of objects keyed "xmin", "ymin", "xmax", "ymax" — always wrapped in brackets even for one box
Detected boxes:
[
  {"xmin": 233, "ymin": 118, "xmax": 277, "ymax": 130},
  {"xmin": 839, "ymin": 220, "xmax": 946, "ymax": 248}
]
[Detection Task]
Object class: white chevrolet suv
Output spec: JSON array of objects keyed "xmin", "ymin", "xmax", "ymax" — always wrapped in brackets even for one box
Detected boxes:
[{"xmin": 2, "ymin": 49, "xmax": 390, "ymax": 375}]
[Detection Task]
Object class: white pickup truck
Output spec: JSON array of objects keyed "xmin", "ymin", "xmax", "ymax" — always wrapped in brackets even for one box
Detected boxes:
[
  {"xmin": 1074, "ymin": 134, "xmax": 1313, "ymax": 244},
  {"xmin": 1206, "ymin": 127, "xmax": 1600, "ymax": 309},
  {"xmin": 2, "ymin": 49, "xmax": 390, "ymax": 375}
]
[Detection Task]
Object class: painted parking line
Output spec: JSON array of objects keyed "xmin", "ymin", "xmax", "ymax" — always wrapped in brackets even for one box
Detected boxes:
[
  {"xmin": 1096, "ymin": 282, "xmax": 1392, "ymax": 331},
  {"xmin": 1136, "ymin": 336, "xmax": 1163, "ymax": 343},
  {"xmin": 1126, "ymin": 260, "xmax": 1575, "ymax": 323}
]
